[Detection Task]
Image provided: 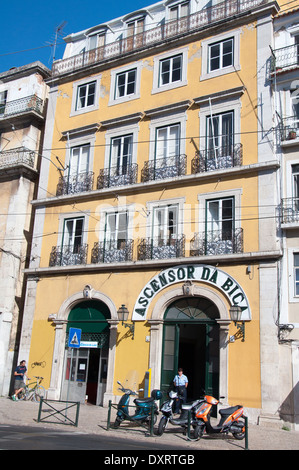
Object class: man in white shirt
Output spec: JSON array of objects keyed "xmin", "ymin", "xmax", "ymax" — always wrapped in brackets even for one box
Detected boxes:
[{"xmin": 173, "ymin": 368, "xmax": 188, "ymax": 413}]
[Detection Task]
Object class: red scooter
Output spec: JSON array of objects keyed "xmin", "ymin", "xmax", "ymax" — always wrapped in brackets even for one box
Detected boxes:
[{"xmin": 194, "ymin": 393, "xmax": 246, "ymax": 440}]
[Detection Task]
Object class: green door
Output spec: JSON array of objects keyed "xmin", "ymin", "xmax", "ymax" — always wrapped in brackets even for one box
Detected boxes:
[{"xmin": 161, "ymin": 298, "xmax": 219, "ymax": 401}]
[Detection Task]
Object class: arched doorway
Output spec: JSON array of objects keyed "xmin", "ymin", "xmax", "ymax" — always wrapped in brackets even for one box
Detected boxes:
[
  {"xmin": 161, "ymin": 297, "xmax": 220, "ymax": 401},
  {"xmin": 61, "ymin": 300, "xmax": 110, "ymax": 405}
]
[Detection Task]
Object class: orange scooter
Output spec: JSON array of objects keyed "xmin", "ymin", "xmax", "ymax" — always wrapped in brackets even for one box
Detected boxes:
[{"xmin": 194, "ymin": 393, "xmax": 246, "ymax": 440}]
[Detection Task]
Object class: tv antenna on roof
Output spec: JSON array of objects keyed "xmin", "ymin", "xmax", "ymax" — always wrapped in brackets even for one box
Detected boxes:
[{"xmin": 53, "ymin": 21, "xmax": 67, "ymax": 62}]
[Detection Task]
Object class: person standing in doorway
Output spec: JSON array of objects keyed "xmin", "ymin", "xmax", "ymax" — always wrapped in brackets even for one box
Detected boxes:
[
  {"xmin": 173, "ymin": 367, "xmax": 188, "ymax": 413},
  {"xmin": 12, "ymin": 360, "xmax": 30, "ymax": 401}
]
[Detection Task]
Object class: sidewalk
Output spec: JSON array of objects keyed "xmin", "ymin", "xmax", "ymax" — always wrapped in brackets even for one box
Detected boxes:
[{"xmin": 0, "ymin": 397, "xmax": 298, "ymax": 450}]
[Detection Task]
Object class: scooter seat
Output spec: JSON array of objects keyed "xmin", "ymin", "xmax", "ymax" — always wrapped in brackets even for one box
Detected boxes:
[
  {"xmin": 134, "ymin": 397, "xmax": 154, "ymax": 405},
  {"xmin": 219, "ymin": 405, "xmax": 241, "ymax": 416},
  {"xmin": 181, "ymin": 403, "xmax": 195, "ymax": 411}
]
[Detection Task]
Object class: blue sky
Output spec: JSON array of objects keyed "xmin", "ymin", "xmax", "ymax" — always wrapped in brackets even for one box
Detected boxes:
[{"xmin": 0, "ymin": 0, "xmax": 150, "ymax": 73}]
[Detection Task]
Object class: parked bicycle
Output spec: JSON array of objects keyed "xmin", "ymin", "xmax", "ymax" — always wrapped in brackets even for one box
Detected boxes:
[{"xmin": 18, "ymin": 376, "xmax": 45, "ymax": 402}]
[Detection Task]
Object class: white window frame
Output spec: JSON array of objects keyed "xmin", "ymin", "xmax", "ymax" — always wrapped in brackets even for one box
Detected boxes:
[
  {"xmin": 75, "ymin": 81, "xmax": 97, "ymax": 111},
  {"xmin": 98, "ymin": 203, "xmax": 135, "ymax": 244},
  {"xmin": 70, "ymin": 74, "xmax": 101, "ymax": 116},
  {"xmin": 104, "ymin": 123, "xmax": 139, "ymax": 169},
  {"xmin": 148, "ymin": 111, "xmax": 187, "ymax": 162},
  {"xmin": 64, "ymin": 132, "xmax": 96, "ymax": 177},
  {"xmin": 200, "ymin": 29, "xmax": 240, "ymax": 81},
  {"xmin": 57, "ymin": 211, "xmax": 90, "ymax": 249},
  {"xmin": 152, "ymin": 47, "xmax": 188, "ymax": 94},
  {"xmin": 146, "ymin": 197, "xmax": 185, "ymax": 240},
  {"xmin": 109, "ymin": 62, "xmax": 141, "ymax": 105},
  {"xmin": 288, "ymin": 248, "xmax": 299, "ymax": 303},
  {"xmin": 167, "ymin": 1, "xmax": 190, "ymax": 21}
]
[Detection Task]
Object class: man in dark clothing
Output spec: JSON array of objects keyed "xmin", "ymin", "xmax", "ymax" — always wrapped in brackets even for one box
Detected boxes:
[{"xmin": 12, "ymin": 360, "xmax": 30, "ymax": 400}]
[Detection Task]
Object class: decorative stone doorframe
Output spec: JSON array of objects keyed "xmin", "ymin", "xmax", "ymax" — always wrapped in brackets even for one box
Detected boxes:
[
  {"xmin": 47, "ymin": 289, "xmax": 118, "ymax": 406},
  {"xmin": 147, "ymin": 284, "xmax": 231, "ymax": 403}
]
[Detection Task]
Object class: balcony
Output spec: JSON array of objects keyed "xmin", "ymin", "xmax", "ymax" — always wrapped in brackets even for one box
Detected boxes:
[
  {"xmin": 49, "ymin": 244, "xmax": 88, "ymax": 266},
  {"xmin": 0, "ymin": 95, "xmax": 44, "ymax": 119},
  {"xmin": 91, "ymin": 239, "xmax": 134, "ymax": 263},
  {"xmin": 52, "ymin": 0, "xmax": 268, "ymax": 77},
  {"xmin": 138, "ymin": 235, "xmax": 185, "ymax": 261},
  {"xmin": 97, "ymin": 164, "xmax": 138, "ymax": 189},
  {"xmin": 190, "ymin": 228, "xmax": 243, "ymax": 256},
  {"xmin": 56, "ymin": 171, "xmax": 94, "ymax": 196},
  {"xmin": 0, "ymin": 147, "xmax": 35, "ymax": 170},
  {"xmin": 281, "ymin": 198, "xmax": 299, "ymax": 225},
  {"xmin": 271, "ymin": 44, "xmax": 299, "ymax": 74},
  {"xmin": 141, "ymin": 155, "xmax": 187, "ymax": 182},
  {"xmin": 279, "ymin": 116, "xmax": 299, "ymax": 142},
  {"xmin": 191, "ymin": 144, "xmax": 243, "ymax": 174}
]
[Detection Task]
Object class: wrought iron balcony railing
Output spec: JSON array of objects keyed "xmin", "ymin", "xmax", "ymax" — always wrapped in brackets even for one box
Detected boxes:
[
  {"xmin": 49, "ymin": 244, "xmax": 88, "ymax": 266},
  {"xmin": 278, "ymin": 116, "xmax": 299, "ymax": 142},
  {"xmin": 91, "ymin": 239, "xmax": 134, "ymax": 263},
  {"xmin": 52, "ymin": 0, "xmax": 267, "ymax": 76},
  {"xmin": 281, "ymin": 198, "xmax": 299, "ymax": 224},
  {"xmin": 0, "ymin": 95, "xmax": 44, "ymax": 118},
  {"xmin": 56, "ymin": 171, "xmax": 94, "ymax": 196},
  {"xmin": 0, "ymin": 147, "xmax": 35, "ymax": 169},
  {"xmin": 190, "ymin": 228, "xmax": 243, "ymax": 256},
  {"xmin": 191, "ymin": 143, "xmax": 243, "ymax": 174},
  {"xmin": 141, "ymin": 154, "xmax": 187, "ymax": 182},
  {"xmin": 271, "ymin": 44, "xmax": 299, "ymax": 73},
  {"xmin": 138, "ymin": 235, "xmax": 185, "ymax": 261},
  {"xmin": 97, "ymin": 164, "xmax": 138, "ymax": 189}
]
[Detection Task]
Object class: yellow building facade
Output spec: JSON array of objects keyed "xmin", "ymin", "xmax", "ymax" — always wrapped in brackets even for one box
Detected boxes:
[{"xmin": 19, "ymin": 0, "xmax": 290, "ymax": 424}]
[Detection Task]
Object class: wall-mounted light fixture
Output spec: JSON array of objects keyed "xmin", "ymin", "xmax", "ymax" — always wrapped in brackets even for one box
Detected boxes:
[
  {"xmin": 117, "ymin": 304, "xmax": 135, "ymax": 340},
  {"xmin": 229, "ymin": 306, "xmax": 245, "ymax": 342}
]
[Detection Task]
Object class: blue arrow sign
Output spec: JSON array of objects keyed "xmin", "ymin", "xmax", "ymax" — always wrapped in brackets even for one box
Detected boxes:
[{"xmin": 68, "ymin": 328, "xmax": 82, "ymax": 348}]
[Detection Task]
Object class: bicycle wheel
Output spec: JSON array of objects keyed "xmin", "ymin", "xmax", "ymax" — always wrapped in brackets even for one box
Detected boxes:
[
  {"xmin": 32, "ymin": 385, "xmax": 46, "ymax": 402},
  {"xmin": 18, "ymin": 387, "xmax": 29, "ymax": 401}
]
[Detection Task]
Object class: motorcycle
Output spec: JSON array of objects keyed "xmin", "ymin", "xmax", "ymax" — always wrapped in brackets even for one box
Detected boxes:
[
  {"xmin": 157, "ymin": 390, "xmax": 202, "ymax": 437},
  {"xmin": 194, "ymin": 393, "xmax": 246, "ymax": 440},
  {"xmin": 114, "ymin": 380, "xmax": 162, "ymax": 428}
]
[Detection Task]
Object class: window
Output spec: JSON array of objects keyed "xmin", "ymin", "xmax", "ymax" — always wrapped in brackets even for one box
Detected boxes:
[
  {"xmin": 294, "ymin": 253, "xmax": 299, "ymax": 296},
  {"xmin": 105, "ymin": 212, "xmax": 128, "ymax": 249},
  {"xmin": 152, "ymin": 47, "xmax": 188, "ymax": 94},
  {"xmin": 115, "ymin": 69, "xmax": 136, "ymax": 99},
  {"xmin": 206, "ymin": 111, "xmax": 234, "ymax": 156},
  {"xmin": 292, "ymin": 164, "xmax": 299, "ymax": 211},
  {"xmin": 169, "ymin": 1, "xmax": 190, "ymax": 20},
  {"xmin": 200, "ymin": 31, "xmax": 240, "ymax": 81},
  {"xmin": 153, "ymin": 204, "xmax": 178, "ymax": 244},
  {"xmin": 89, "ymin": 33, "xmax": 105, "ymax": 50},
  {"xmin": 70, "ymin": 144, "xmax": 90, "ymax": 176},
  {"xmin": 206, "ymin": 197, "xmax": 234, "ymax": 239},
  {"xmin": 126, "ymin": 17, "xmax": 144, "ymax": 50},
  {"xmin": 110, "ymin": 134, "xmax": 133, "ymax": 173},
  {"xmin": 155, "ymin": 124, "xmax": 180, "ymax": 161},
  {"xmin": 208, "ymin": 38, "xmax": 234, "ymax": 72},
  {"xmin": 65, "ymin": 144, "xmax": 92, "ymax": 194},
  {"xmin": 0, "ymin": 90, "xmax": 7, "ymax": 114},
  {"xmin": 159, "ymin": 55, "xmax": 182, "ymax": 87},
  {"xmin": 62, "ymin": 217, "xmax": 84, "ymax": 253},
  {"xmin": 76, "ymin": 81, "xmax": 96, "ymax": 110}
]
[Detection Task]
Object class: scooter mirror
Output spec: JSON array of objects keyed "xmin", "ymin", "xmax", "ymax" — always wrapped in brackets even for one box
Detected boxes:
[
  {"xmin": 138, "ymin": 388, "xmax": 144, "ymax": 391},
  {"xmin": 117, "ymin": 381, "xmax": 121, "ymax": 385}
]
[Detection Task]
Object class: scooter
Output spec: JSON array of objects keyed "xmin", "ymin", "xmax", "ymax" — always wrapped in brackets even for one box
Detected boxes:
[
  {"xmin": 157, "ymin": 390, "xmax": 202, "ymax": 437},
  {"xmin": 194, "ymin": 392, "xmax": 246, "ymax": 440},
  {"xmin": 114, "ymin": 380, "xmax": 162, "ymax": 428}
]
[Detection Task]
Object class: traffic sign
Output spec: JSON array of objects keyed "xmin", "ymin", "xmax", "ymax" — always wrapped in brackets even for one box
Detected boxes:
[{"xmin": 68, "ymin": 328, "xmax": 82, "ymax": 348}]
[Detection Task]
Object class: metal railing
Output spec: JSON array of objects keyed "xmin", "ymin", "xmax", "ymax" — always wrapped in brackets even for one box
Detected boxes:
[
  {"xmin": 0, "ymin": 95, "xmax": 44, "ymax": 118},
  {"xmin": 190, "ymin": 228, "xmax": 243, "ymax": 256},
  {"xmin": 37, "ymin": 398, "xmax": 80, "ymax": 427},
  {"xmin": 56, "ymin": 171, "xmax": 94, "ymax": 196},
  {"xmin": 271, "ymin": 44, "xmax": 299, "ymax": 72},
  {"xmin": 49, "ymin": 244, "xmax": 88, "ymax": 266},
  {"xmin": 278, "ymin": 116, "xmax": 299, "ymax": 142},
  {"xmin": 141, "ymin": 154, "xmax": 187, "ymax": 182},
  {"xmin": 52, "ymin": 0, "xmax": 267, "ymax": 76},
  {"xmin": 138, "ymin": 235, "xmax": 185, "ymax": 260},
  {"xmin": 281, "ymin": 198, "xmax": 299, "ymax": 224},
  {"xmin": 191, "ymin": 144, "xmax": 243, "ymax": 174},
  {"xmin": 97, "ymin": 163, "xmax": 138, "ymax": 189},
  {"xmin": 0, "ymin": 147, "xmax": 35, "ymax": 169},
  {"xmin": 91, "ymin": 239, "xmax": 134, "ymax": 263}
]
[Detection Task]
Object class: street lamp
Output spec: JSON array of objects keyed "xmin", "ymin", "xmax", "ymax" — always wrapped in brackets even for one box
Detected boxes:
[
  {"xmin": 117, "ymin": 304, "xmax": 135, "ymax": 340},
  {"xmin": 229, "ymin": 306, "xmax": 245, "ymax": 342}
]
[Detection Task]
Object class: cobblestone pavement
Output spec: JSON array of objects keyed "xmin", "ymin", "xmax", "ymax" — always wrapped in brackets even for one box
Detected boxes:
[{"xmin": 1, "ymin": 397, "xmax": 298, "ymax": 450}]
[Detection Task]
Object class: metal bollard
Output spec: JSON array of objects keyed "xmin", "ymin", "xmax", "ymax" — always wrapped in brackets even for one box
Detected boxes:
[
  {"xmin": 107, "ymin": 400, "xmax": 112, "ymax": 430},
  {"xmin": 244, "ymin": 415, "xmax": 249, "ymax": 450}
]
